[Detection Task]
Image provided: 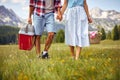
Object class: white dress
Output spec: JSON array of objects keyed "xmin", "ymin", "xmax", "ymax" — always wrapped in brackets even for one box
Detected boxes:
[{"xmin": 65, "ymin": 6, "xmax": 89, "ymax": 47}]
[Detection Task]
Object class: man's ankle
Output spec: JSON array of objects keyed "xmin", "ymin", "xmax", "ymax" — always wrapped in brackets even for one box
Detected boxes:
[
  {"xmin": 42, "ymin": 51, "xmax": 48, "ymax": 55},
  {"xmin": 37, "ymin": 53, "xmax": 40, "ymax": 58}
]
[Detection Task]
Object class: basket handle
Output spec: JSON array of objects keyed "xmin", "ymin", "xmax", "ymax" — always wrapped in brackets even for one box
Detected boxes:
[{"xmin": 25, "ymin": 24, "xmax": 29, "ymax": 33}]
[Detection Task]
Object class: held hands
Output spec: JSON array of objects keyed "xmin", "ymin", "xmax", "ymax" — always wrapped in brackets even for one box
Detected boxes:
[{"xmin": 56, "ymin": 11, "xmax": 63, "ymax": 21}]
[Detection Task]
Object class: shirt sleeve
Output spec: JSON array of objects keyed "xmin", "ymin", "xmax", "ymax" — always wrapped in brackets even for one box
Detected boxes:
[{"xmin": 29, "ymin": 0, "xmax": 36, "ymax": 7}]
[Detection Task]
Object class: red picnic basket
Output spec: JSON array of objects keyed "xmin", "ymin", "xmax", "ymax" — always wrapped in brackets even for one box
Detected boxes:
[{"xmin": 18, "ymin": 24, "xmax": 35, "ymax": 50}]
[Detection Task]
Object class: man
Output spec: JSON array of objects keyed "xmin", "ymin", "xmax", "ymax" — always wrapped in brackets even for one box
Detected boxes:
[{"xmin": 28, "ymin": 0, "xmax": 62, "ymax": 59}]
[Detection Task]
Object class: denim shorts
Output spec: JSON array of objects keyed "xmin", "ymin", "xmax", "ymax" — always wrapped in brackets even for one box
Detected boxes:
[{"xmin": 33, "ymin": 12, "xmax": 56, "ymax": 35}]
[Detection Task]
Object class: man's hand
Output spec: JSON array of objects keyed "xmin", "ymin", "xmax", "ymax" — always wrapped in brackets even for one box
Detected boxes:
[{"xmin": 28, "ymin": 18, "xmax": 32, "ymax": 24}]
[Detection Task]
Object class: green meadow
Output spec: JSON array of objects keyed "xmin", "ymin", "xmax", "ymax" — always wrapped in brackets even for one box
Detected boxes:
[{"xmin": 0, "ymin": 40, "xmax": 120, "ymax": 80}]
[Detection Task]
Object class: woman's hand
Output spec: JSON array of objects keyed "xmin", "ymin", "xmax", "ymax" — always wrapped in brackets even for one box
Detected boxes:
[{"xmin": 88, "ymin": 17, "xmax": 92, "ymax": 23}]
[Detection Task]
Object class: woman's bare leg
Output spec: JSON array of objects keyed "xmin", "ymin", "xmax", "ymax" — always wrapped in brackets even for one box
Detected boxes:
[
  {"xmin": 69, "ymin": 46, "xmax": 75, "ymax": 59},
  {"xmin": 75, "ymin": 46, "xmax": 82, "ymax": 60}
]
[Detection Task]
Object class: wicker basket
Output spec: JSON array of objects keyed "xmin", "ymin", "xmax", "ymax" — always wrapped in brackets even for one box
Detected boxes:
[{"xmin": 89, "ymin": 31, "xmax": 102, "ymax": 44}]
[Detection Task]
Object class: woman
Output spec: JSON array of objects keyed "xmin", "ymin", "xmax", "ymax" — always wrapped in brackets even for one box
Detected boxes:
[{"xmin": 57, "ymin": 0, "xmax": 92, "ymax": 60}]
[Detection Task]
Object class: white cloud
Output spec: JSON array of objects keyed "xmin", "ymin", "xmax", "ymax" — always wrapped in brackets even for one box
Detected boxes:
[
  {"xmin": 0, "ymin": 0, "xmax": 26, "ymax": 4},
  {"xmin": 22, "ymin": 6, "xmax": 28, "ymax": 11},
  {"xmin": 21, "ymin": 0, "xmax": 29, "ymax": 11},
  {"xmin": 0, "ymin": 0, "xmax": 7, "ymax": 3},
  {"xmin": 11, "ymin": 0, "xmax": 25, "ymax": 4}
]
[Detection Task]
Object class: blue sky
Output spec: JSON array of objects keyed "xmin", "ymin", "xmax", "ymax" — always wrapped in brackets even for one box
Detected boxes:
[{"xmin": 0, "ymin": 0, "xmax": 120, "ymax": 19}]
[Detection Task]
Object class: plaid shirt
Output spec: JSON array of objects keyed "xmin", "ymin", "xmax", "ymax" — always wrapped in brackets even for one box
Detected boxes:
[{"xmin": 30, "ymin": 0, "xmax": 61, "ymax": 16}]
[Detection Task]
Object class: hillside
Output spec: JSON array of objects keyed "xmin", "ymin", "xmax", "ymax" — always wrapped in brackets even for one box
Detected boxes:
[
  {"xmin": 0, "ymin": 5, "xmax": 22, "ymax": 27},
  {"xmin": 0, "ymin": 40, "xmax": 119, "ymax": 80},
  {"xmin": 89, "ymin": 7, "xmax": 120, "ymax": 31}
]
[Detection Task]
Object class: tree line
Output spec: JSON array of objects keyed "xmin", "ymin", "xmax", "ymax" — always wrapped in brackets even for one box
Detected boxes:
[
  {"xmin": 55, "ymin": 25, "xmax": 120, "ymax": 43},
  {"xmin": 41, "ymin": 29, "xmax": 65, "ymax": 44},
  {"xmin": 0, "ymin": 25, "xmax": 119, "ymax": 45},
  {"xmin": 0, "ymin": 26, "xmax": 19, "ymax": 44},
  {"xmin": 101, "ymin": 25, "xmax": 120, "ymax": 40},
  {"xmin": 43, "ymin": 24, "xmax": 120, "ymax": 44},
  {"xmin": 0, "ymin": 26, "xmax": 65, "ymax": 44}
]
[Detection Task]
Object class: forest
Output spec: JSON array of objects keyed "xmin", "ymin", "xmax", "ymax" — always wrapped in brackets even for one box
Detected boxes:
[
  {"xmin": 0, "ymin": 26, "xmax": 19, "ymax": 44},
  {"xmin": 0, "ymin": 25, "xmax": 120, "ymax": 44}
]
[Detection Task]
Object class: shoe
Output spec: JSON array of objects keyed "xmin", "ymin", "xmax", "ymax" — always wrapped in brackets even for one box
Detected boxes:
[{"xmin": 41, "ymin": 52, "xmax": 49, "ymax": 59}]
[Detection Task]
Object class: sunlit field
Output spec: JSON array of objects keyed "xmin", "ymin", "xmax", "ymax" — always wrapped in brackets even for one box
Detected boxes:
[{"xmin": 0, "ymin": 40, "xmax": 120, "ymax": 80}]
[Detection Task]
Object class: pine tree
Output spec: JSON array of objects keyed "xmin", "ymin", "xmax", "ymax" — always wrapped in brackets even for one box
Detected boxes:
[
  {"xmin": 56, "ymin": 29, "xmax": 65, "ymax": 43},
  {"xmin": 101, "ymin": 28, "xmax": 106, "ymax": 40},
  {"xmin": 41, "ymin": 35, "xmax": 47, "ymax": 44},
  {"xmin": 112, "ymin": 25, "xmax": 119, "ymax": 40},
  {"xmin": 0, "ymin": 26, "xmax": 19, "ymax": 44},
  {"xmin": 106, "ymin": 31, "xmax": 112, "ymax": 40},
  {"xmin": 118, "ymin": 25, "xmax": 120, "ymax": 39}
]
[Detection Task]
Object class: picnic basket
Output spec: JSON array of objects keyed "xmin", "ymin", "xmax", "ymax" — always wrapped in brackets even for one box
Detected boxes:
[{"xmin": 89, "ymin": 31, "xmax": 102, "ymax": 44}]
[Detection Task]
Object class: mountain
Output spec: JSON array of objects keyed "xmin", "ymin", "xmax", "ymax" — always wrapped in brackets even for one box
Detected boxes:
[
  {"xmin": 0, "ymin": 5, "xmax": 22, "ymax": 27},
  {"xmin": 90, "ymin": 7, "xmax": 120, "ymax": 20},
  {"xmin": 0, "ymin": 5, "xmax": 120, "ymax": 31},
  {"xmin": 89, "ymin": 7, "xmax": 120, "ymax": 31}
]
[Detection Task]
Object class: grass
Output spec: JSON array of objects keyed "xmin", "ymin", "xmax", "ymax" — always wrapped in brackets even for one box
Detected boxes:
[{"xmin": 0, "ymin": 40, "xmax": 120, "ymax": 80}]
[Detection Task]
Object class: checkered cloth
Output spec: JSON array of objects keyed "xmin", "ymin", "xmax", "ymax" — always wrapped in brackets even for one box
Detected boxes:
[
  {"xmin": 89, "ymin": 31, "xmax": 97, "ymax": 39},
  {"xmin": 30, "ymin": 0, "xmax": 61, "ymax": 16}
]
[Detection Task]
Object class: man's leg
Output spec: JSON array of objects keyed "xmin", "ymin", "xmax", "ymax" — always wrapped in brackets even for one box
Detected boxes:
[
  {"xmin": 33, "ymin": 13, "xmax": 45, "ymax": 58},
  {"xmin": 41, "ymin": 12, "xmax": 55, "ymax": 59},
  {"xmin": 41, "ymin": 32, "xmax": 55, "ymax": 59},
  {"xmin": 44, "ymin": 32, "xmax": 55, "ymax": 51},
  {"xmin": 35, "ymin": 35, "xmax": 41, "ymax": 57}
]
